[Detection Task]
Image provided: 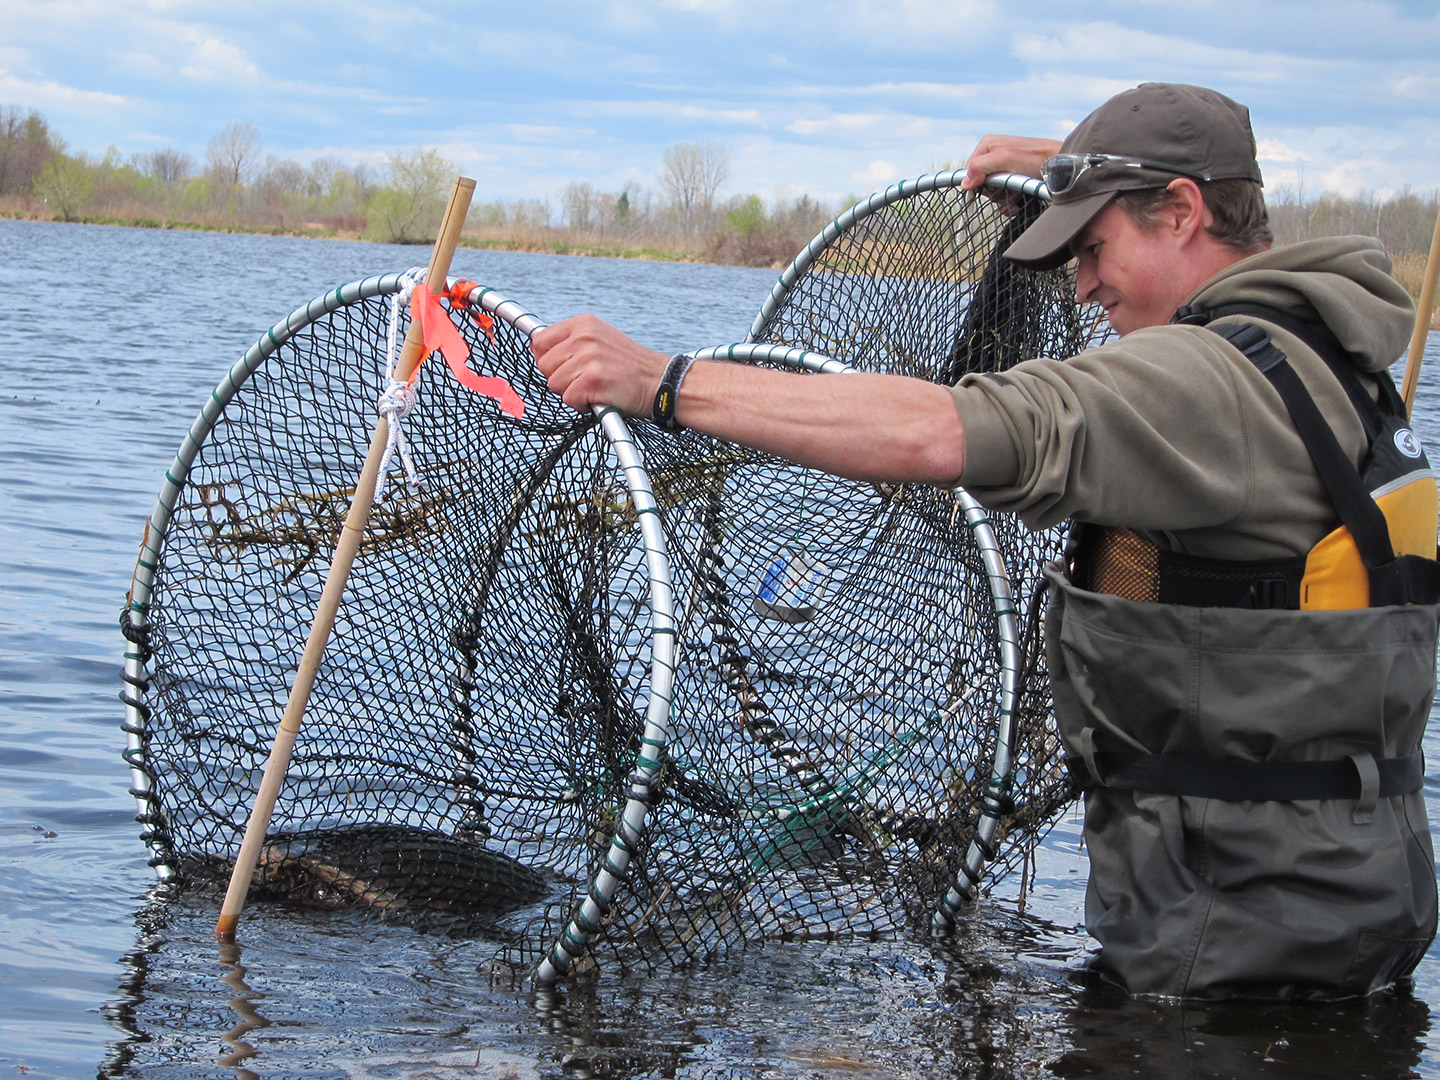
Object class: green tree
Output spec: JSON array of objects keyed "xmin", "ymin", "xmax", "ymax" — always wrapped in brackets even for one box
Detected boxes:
[
  {"xmin": 727, "ymin": 193, "xmax": 766, "ymax": 238},
  {"xmin": 365, "ymin": 148, "xmax": 455, "ymax": 243},
  {"xmin": 33, "ymin": 154, "xmax": 93, "ymax": 221}
]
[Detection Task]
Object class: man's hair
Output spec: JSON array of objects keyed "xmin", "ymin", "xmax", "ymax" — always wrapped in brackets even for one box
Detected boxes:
[{"xmin": 1115, "ymin": 179, "xmax": 1273, "ymax": 255}]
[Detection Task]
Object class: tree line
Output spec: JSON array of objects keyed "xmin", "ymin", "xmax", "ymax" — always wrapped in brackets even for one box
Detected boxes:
[
  {"xmin": 0, "ymin": 106, "xmax": 836, "ymax": 266},
  {"xmin": 1, "ymin": 104, "xmax": 1437, "ymax": 291}
]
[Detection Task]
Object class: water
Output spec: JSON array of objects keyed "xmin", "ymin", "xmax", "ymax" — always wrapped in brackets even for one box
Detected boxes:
[{"xmin": 3, "ymin": 216, "xmax": 1440, "ymax": 1078}]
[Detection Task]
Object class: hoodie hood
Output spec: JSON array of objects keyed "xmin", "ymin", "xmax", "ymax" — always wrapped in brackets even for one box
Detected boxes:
[{"xmin": 1188, "ymin": 236, "xmax": 1415, "ymax": 373}]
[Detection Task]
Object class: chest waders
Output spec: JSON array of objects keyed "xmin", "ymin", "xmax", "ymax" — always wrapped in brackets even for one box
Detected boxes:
[{"xmin": 1050, "ymin": 305, "xmax": 1440, "ymax": 999}]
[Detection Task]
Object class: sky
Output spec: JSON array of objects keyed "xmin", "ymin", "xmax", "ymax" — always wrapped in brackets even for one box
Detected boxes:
[{"xmin": 4, "ymin": 0, "xmax": 1439, "ymax": 211}]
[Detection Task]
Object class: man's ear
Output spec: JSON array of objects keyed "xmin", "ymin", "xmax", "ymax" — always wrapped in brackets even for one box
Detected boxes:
[{"xmin": 1165, "ymin": 178, "xmax": 1211, "ymax": 243}]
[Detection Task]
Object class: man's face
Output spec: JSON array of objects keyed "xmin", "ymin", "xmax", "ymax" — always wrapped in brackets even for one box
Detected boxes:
[{"xmin": 1071, "ymin": 200, "xmax": 1187, "ymax": 336}]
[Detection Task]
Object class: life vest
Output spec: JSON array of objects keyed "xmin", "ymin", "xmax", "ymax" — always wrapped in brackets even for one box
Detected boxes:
[{"xmin": 1069, "ymin": 303, "xmax": 1440, "ymax": 611}]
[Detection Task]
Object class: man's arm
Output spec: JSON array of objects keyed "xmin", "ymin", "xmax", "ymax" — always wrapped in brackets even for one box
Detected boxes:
[{"xmin": 531, "ymin": 314, "xmax": 967, "ymax": 486}]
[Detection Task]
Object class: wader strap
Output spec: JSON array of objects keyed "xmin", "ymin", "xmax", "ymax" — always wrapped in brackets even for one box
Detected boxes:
[{"xmin": 1065, "ymin": 749, "xmax": 1423, "ymax": 807}]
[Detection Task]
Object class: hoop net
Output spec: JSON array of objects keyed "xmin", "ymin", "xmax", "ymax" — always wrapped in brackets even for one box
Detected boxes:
[{"xmin": 121, "ymin": 176, "xmax": 1108, "ymax": 979}]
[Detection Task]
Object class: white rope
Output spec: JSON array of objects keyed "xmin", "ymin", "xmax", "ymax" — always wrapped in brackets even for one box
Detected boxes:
[{"xmin": 374, "ymin": 268, "xmax": 428, "ymax": 504}]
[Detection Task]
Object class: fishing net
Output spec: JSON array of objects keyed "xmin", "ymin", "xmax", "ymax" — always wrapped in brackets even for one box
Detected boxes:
[
  {"xmin": 120, "ymin": 175, "xmax": 1107, "ymax": 981},
  {"xmin": 748, "ymin": 172, "xmax": 1113, "ymax": 890}
]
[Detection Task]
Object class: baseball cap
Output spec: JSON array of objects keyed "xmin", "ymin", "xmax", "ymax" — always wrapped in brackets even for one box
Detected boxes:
[{"xmin": 1003, "ymin": 83, "xmax": 1264, "ymax": 270}]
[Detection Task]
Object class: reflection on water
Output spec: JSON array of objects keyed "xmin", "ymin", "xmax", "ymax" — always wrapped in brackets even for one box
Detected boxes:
[
  {"xmin": 97, "ymin": 885, "xmax": 1434, "ymax": 1080},
  {"xmin": 1045, "ymin": 982, "xmax": 1430, "ymax": 1080},
  {"xmin": 217, "ymin": 944, "xmax": 266, "ymax": 1078}
]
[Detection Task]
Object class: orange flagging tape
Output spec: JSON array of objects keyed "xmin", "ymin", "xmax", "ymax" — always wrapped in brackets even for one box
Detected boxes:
[
  {"xmin": 444, "ymin": 279, "xmax": 497, "ymax": 341},
  {"xmin": 410, "ymin": 282, "xmax": 525, "ymax": 419}
]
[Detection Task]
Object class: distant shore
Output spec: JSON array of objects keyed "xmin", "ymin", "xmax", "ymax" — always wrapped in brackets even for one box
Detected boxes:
[
  {"xmin": 5, "ymin": 206, "xmax": 1437, "ymax": 329},
  {"xmin": 0, "ymin": 207, "xmax": 707, "ymax": 264}
]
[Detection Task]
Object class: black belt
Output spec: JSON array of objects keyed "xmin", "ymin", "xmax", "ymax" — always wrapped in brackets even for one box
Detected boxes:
[{"xmin": 1066, "ymin": 749, "xmax": 1424, "ymax": 824}]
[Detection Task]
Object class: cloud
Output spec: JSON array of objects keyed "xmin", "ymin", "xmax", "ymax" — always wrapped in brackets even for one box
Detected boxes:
[
  {"xmin": 854, "ymin": 159, "xmax": 900, "ymax": 189},
  {"xmin": 581, "ymin": 99, "xmax": 765, "ymax": 127},
  {"xmin": 174, "ymin": 30, "xmax": 262, "ymax": 83},
  {"xmin": 787, "ymin": 113, "xmax": 892, "ymax": 137},
  {"xmin": 1391, "ymin": 72, "xmax": 1440, "ymax": 99},
  {"xmin": 0, "ymin": 68, "xmax": 127, "ymax": 108},
  {"xmin": 1256, "ymin": 138, "xmax": 1311, "ymax": 164}
]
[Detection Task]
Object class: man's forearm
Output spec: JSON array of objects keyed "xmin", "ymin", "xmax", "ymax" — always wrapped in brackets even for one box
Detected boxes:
[
  {"xmin": 671, "ymin": 361, "xmax": 966, "ymax": 485},
  {"xmin": 531, "ymin": 314, "xmax": 966, "ymax": 486}
]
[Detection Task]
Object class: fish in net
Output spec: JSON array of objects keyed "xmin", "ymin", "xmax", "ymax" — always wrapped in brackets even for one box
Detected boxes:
[{"xmin": 119, "ymin": 174, "xmax": 1106, "ymax": 980}]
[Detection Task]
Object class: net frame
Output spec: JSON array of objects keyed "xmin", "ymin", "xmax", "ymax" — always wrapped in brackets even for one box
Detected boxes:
[
  {"xmin": 748, "ymin": 171, "xmax": 1051, "ymax": 346},
  {"xmin": 121, "ymin": 276, "xmax": 691, "ymax": 975},
  {"xmin": 685, "ymin": 343, "xmax": 1025, "ymax": 933}
]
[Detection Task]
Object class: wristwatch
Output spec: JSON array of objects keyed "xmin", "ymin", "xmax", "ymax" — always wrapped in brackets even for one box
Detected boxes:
[{"xmin": 652, "ymin": 352, "xmax": 696, "ymax": 433}]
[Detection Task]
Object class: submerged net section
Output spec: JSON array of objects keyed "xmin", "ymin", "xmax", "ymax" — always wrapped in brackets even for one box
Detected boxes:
[
  {"xmin": 121, "ymin": 276, "xmax": 1023, "ymax": 978},
  {"xmin": 749, "ymin": 174, "xmax": 1115, "ymax": 885}
]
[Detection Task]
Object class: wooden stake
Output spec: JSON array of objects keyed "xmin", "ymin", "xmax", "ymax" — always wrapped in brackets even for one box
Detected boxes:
[
  {"xmin": 1400, "ymin": 207, "xmax": 1440, "ymax": 417},
  {"xmin": 216, "ymin": 177, "xmax": 476, "ymax": 940}
]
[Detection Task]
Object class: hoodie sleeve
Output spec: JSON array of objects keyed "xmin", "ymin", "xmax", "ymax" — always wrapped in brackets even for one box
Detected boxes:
[{"xmin": 950, "ymin": 324, "xmax": 1262, "ymax": 532}]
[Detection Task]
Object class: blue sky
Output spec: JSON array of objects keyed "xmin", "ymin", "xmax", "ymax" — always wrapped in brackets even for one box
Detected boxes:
[{"xmin": 5, "ymin": 0, "xmax": 1438, "ymax": 209}]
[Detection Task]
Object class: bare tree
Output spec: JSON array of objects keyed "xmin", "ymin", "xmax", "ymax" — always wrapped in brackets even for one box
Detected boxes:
[
  {"xmin": 562, "ymin": 181, "xmax": 596, "ymax": 231},
  {"xmin": 306, "ymin": 156, "xmax": 341, "ymax": 200},
  {"xmin": 660, "ymin": 141, "xmax": 729, "ymax": 231},
  {"xmin": 136, "ymin": 148, "xmax": 193, "ymax": 186},
  {"xmin": 262, "ymin": 155, "xmax": 307, "ymax": 194},
  {"xmin": 0, "ymin": 105, "xmax": 61, "ymax": 197},
  {"xmin": 206, "ymin": 121, "xmax": 261, "ymax": 189}
]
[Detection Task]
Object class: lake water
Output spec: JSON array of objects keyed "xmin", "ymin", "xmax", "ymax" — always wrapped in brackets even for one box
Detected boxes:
[{"xmin": 3, "ymin": 216, "xmax": 1440, "ymax": 1079}]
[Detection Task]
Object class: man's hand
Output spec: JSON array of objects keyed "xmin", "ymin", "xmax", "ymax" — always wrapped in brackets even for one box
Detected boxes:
[
  {"xmin": 531, "ymin": 314, "xmax": 670, "ymax": 417},
  {"xmin": 961, "ymin": 134, "xmax": 1063, "ymax": 214}
]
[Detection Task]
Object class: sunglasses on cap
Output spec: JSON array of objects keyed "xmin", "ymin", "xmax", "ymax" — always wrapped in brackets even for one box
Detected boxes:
[{"xmin": 1042, "ymin": 153, "xmax": 1211, "ymax": 196}]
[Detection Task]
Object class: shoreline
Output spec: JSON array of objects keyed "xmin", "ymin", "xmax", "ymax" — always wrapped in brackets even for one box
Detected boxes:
[
  {"xmin": 6, "ymin": 209, "xmax": 1438, "ymax": 329},
  {"xmin": 0, "ymin": 208, "xmax": 707, "ymax": 265}
]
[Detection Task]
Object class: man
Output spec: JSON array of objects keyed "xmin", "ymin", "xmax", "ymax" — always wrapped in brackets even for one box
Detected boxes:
[{"xmin": 533, "ymin": 83, "xmax": 1439, "ymax": 1000}]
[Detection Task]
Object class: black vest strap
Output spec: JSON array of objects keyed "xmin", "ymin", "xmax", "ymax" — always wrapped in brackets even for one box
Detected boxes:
[
  {"xmin": 1208, "ymin": 320, "xmax": 1399, "ymax": 572},
  {"xmin": 1176, "ymin": 301, "xmax": 1396, "ymax": 432}
]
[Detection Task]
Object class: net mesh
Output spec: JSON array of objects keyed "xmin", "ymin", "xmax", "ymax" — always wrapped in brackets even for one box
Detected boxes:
[
  {"xmin": 121, "ymin": 179, "xmax": 1110, "ymax": 977},
  {"xmin": 748, "ymin": 178, "xmax": 1113, "ymax": 886}
]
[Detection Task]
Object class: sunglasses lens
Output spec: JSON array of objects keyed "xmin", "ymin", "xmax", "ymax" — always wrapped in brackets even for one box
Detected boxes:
[{"xmin": 1044, "ymin": 157, "xmax": 1078, "ymax": 194}]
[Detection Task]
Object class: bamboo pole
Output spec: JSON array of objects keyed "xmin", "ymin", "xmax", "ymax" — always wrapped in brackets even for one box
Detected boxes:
[
  {"xmin": 1400, "ymin": 207, "xmax": 1440, "ymax": 417},
  {"xmin": 216, "ymin": 177, "xmax": 476, "ymax": 941}
]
